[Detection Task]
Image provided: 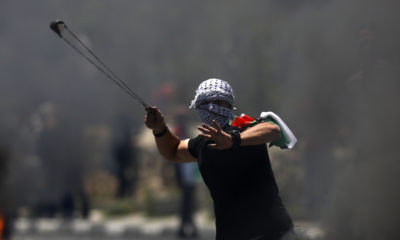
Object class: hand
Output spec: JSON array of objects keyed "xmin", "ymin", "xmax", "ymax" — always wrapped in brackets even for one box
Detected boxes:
[
  {"xmin": 144, "ymin": 106, "xmax": 166, "ymax": 133},
  {"xmin": 198, "ymin": 120, "xmax": 233, "ymax": 150}
]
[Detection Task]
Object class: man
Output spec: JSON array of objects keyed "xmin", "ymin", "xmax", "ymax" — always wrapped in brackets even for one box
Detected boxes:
[
  {"xmin": 173, "ymin": 108, "xmax": 199, "ymax": 238},
  {"xmin": 145, "ymin": 79, "xmax": 295, "ymax": 240}
]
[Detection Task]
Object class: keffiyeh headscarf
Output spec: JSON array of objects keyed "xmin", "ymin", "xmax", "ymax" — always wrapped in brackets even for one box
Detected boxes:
[{"xmin": 189, "ymin": 78, "xmax": 235, "ymax": 127}]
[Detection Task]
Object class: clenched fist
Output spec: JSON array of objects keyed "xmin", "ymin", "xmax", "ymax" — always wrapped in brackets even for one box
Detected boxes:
[{"xmin": 144, "ymin": 106, "xmax": 166, "ymax": 133}]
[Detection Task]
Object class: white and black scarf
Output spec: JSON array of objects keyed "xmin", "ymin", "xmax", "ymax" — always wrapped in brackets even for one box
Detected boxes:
[{"xmin": 189, "ymin": 78, "xmax": 235, "ymax": 127}]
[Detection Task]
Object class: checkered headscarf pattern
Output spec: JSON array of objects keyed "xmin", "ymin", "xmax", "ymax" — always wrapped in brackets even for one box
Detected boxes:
[
  {"xmin": 196, "ymin": 103, "xmax": 234, "ymax": 127},
  {"xmin": 189, "ymin": 79, "xmax": 235, "ymax": 127},
  {"xmin": 189, "ymin": 78, "xmax": 234, "ymax": 109}
]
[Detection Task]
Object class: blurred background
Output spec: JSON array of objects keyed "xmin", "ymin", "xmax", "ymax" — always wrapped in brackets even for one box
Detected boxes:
[{"xmin": 1, "ymin": 0, "xmax": 400, "ymax": 239}]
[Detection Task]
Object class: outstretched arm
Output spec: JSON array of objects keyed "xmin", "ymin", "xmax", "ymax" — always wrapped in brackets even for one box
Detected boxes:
[
  {"xmin": 144, "ymin": 106, "xmax": 196, "ymax": 163},
  {"xmin": 198, "ymin": 120, "xmax": 280, "ymax": 150}
]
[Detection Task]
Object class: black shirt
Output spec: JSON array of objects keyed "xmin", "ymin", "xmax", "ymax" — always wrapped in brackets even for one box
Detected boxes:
[{"xmin": 188, "ymin": 125, "xmax": 293, "ymax": 240}]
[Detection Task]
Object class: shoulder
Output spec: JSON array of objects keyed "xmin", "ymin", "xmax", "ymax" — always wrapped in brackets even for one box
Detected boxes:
[
  {"xmin": 188, "ymin": 135, "xmax": 205, "ymax": 149},
  {"xmin": 187, "ymin": 136, "xmax": 205, "ymax": 159}
]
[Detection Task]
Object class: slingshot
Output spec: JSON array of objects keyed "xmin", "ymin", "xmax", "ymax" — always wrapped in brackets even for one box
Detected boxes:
[{"xmin": 50, "ymin": 20, "xmax": 149, "ymax": 107}]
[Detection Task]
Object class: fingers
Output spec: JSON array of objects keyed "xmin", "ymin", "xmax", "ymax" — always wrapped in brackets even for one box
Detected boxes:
[
  {"xmin": 145, "ymin": 106, "xmax": 157, "ymax": 112},
  {"xmin": 198, "ymin": 133, "xmax": 212, "ymax": 139},
  {"xmin": 198, "ymin": 122, "xmax": 221, "ymax": 138},
  {"xmin": 198, "ymin": 120, "xmax": 224, "ymax": 138},
  {"xmin": 144, "ymin": 107, "xmax": 155, "ymax": 121},
  {"xmin": 144, "ymin": 113, "xmax": 154, "ymax": 128},
  {"xmin": 212, "ymin": 120, "xmax": 222, "ymax": 132},
  {"xmin": 198, "ymin": 125, "xmax": 216, "ymax": 139},
  {"xmin": 144, "ymin": 106, "xmax": 163, "ymax": 129},
  {"xmin": 145, "ymin": 106, "xmax": 158, "ymax": 118},
  {"xmin": 198, "ymin": 125, "xmax": 212, "ymax": 134},
  {"xmin": 200, "ymin": 123, "xmax": 216, "ymax": 132},
  {"xmin": 198, "ymin": 120, "xmax": 231, "ymax": 150},
  {"xmin": 200, "ymin": 121, "xmax": 221, "ymax": 132},
  {"xmin": 198, "ymin": 121, "xmax": 223, "ymax": 137}
]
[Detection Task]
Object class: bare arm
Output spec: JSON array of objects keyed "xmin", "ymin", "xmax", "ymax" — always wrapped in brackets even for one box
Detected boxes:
[
  {"xmin": 240, "ymin": 121, "xmax": 281, "ymax": 146},
  {"xmin": 144, "ymin": 106, "xmax": 196, "ymax": 163},
  {"xmin": 198, "ymin": 120, "xmax": 281, "ymax": 150}
]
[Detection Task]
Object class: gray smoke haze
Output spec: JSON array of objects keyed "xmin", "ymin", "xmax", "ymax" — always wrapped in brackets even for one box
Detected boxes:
[
  {"xmin": 1, "ymin": 0, "xmax": 400, "ymax": 238},
  {"xmin": 268, "ymin": 0, "xmax": 400, "ymax": 239}
]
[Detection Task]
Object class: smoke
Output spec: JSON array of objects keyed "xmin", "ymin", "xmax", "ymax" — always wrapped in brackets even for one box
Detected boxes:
[
  {"xmin": 1, "ymin": 0, "xmax": 399, "ymax": 238},
  {"xmin": 266, "ymin": 0, "xmax": 400, "ymax": 239}
]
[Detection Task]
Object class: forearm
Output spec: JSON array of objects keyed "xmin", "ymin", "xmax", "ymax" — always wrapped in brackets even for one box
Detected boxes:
[
  {"xmin": 153, "ymin": 125, "xmax": 181, "ymax": 161},
  {"xmin": 239, "ymin": 122, "xmax": 281, "ymax": 146}
]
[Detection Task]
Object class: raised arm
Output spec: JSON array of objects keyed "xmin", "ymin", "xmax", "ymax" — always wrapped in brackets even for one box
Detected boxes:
[
  {"xmin": 144, "ymin": 106, "xmax": 196, "ymax": 163},
  {"xmin": 198, "ymin": 120, "xmax": 281, "ymax": 150}
]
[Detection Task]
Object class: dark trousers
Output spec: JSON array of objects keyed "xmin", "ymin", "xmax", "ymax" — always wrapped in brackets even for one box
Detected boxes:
[
  {"xmin": 180, "ymin": 185, "xmax": 196, "ymax": 227},
  {"xmin": 178, "ymin": 185, "xmax": 198, "ymax": 238}
]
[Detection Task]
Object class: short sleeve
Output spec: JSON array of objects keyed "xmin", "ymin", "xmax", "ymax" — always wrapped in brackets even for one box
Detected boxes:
[{"xmin": 188, "ymin": 136, "xmax": 202, "ymax": 159}]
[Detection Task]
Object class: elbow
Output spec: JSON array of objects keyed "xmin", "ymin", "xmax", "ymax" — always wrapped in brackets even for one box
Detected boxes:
[
  {"xmin": 157, "ymin": 141, "xmax": 180, "ymax": 162},
  {"xmin": 161, "ymin": 147, "xmax": 180, "ymax": 162},
  {"xmin": 164, "ymin": 153, "xmax": 179, "ymax": 162}
]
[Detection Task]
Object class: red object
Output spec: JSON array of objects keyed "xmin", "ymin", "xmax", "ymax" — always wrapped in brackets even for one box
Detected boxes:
[
  {"xmin": 152, "ymin": 83, "xmax": 175, "ymax": 103},
  {"xmin": 231, "ymin": 114, "xmax": 256, "ymax": 129},
  {"xmin": 0, "ymin": 211, "xmax": 4, "ymax": 238}
]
